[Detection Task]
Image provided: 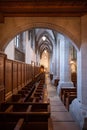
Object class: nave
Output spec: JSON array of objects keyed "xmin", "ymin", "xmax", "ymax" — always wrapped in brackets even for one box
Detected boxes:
[{"xmin": 45, "ymin": 73, "xmax": 81, "ymax": 130}]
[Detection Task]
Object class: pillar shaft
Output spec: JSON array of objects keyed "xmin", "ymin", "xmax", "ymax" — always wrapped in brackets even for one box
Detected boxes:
[
  {"xmin": 56, "ymin": 34, "xmax": 60, "ymax": 78},
  {"xmin": 57, "ymin": 35, "xmax": 73, "ymax": 94},
  {"xmin": 70, "ymin": 15, "xmax": 87, "ymax": 129}
]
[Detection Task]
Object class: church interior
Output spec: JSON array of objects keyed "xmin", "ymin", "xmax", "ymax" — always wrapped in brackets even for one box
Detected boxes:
[{"xmin": 0, "ymin": 0, "xmax": 87, "ymax": 130}]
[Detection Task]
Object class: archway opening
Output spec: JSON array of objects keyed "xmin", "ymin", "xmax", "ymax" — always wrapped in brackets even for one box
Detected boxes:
[{"xmin": 4, "ymin": 27, "xmax": 77, "ymax": 88}]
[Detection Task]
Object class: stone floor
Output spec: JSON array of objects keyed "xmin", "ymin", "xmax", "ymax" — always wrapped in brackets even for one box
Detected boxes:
[{"xmin": 45, "ymin": 74, "xmax": 81, "ymax": 130}]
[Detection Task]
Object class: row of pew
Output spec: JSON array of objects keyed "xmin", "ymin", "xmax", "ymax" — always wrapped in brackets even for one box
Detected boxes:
[
  {"xmin": 60, "ymin": 87, "xmax": 77, "ymax": 111},
  {"xmin": 83, "ymin": 118, "xmax": 87, "ymax": 130},
  {"xmin": 0, "ymin": 73, "xmax": 51, "ymax": 130}
]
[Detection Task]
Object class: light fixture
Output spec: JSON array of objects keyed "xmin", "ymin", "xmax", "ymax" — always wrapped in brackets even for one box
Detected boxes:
[
  {"xmin": 70, "ymin": 60, "xmax": 74, "ymax": 64},
  {"xmin": 42, "ymin": 36, "xmax": 46, "ymax": 41},
  {"xmin": 44, "ymin": 50, "xmax": 47, "ymax": 53},
  {"xmin": 70, "ymin": 59, "xmax": 75, "ymax": 64}
]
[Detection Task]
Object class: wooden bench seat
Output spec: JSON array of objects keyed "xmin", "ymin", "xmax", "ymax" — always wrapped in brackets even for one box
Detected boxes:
[
  {"xmin": 18, "ymin": 90, "xmax": 30, "ymax": 96},
  {"xmin": 50, "ymin": 74, "xmax": 53, "ymax": 80},
  {"xmin": 0, "ymin": 111, "xmax": 50, "ymax": 122},
  {"xmin": 0, "ymin": 102, "xmax": 30, "ymax": 112},
  {"xmin": 20, "ymin": 121, "xmax": 48, "ymax": 130},
  {"xmin": 26, "ymin": 96, "xmax": 48, "ymax": 103},
  {"xmin": 83, "ymin": 118, "xmax": 87, "ymax": 130},
  {"xmin": 0, "ymin": 102, "xmax": 50, "ymax": 113},
  {"xmin": 24, "ymin": 97, "xmax": 35, "ymax": 102},
  {"xmin": 62, "ymin": 90, "xmax": 76, "ymax": 105},
  {"xmin": 6, "ymin": 94, "xmax": 22, "ymax": 102},
  {"xmin": 0, "ymin": 118, "xmax": 24, "ymax": 130},
  {"xmin": 16, "ymin": 117, "xmax": 52, "ymax": 130},
  {"xmin": 54, "ymin": 79, "xmax": 59, "ymax": 87},
  {"xmin": 18, "ymin": 90, "xmax": 33, "ymax": 102},
  {"xmin": 60, "ymin": 88, "xmax": 76, "ymax": 102},
  {"xmin": 65, "ymin": 92, "xmax": 77, "ymax": 110},
  {"xmin": 0, "ymin": 102, "xmax": 12, "ymax": 112},
  {"xmin": 60, "ymin": 88, "xmax": 77, "ymax": 110},
  {"xmin": 34, "ymin": 92, "xmax": 43, "ymax": 97},
  {"xmin": 30, "ymin": 103, "xmax": 50, "ymax": 112},
  {"xmin": 35, "ymin": 90, "xmax": 43, "ymax": 93}
]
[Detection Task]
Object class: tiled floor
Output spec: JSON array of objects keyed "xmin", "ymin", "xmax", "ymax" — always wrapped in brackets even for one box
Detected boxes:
[{"xmin": 45, "ymin": 74, "xmax": 81, "ymax": 130}]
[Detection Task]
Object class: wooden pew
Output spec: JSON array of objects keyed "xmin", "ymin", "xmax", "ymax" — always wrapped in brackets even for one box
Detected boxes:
[
  {"xmin": 50, "ymin": 74, "xmax": 53, "ymax": 81},
  {"xmin": 62, "ymin": 89, "xmax": 76, "ymax": 105},
  {"xmin": 25, "ymin": 97, "xmax": 35, "ymax": 102},
  {"xmin": 0, "ymin": 102, "xmax": 50, "ymax": 112},
  {"xmin": 6, "ymin": 94, "xmax": 22, "ymax": 102},
  {"xmin": 17, "ymin": 84, "xmax": 35, "ymax": 102},
  {"xmin": 65, "ymin": 92, "xmax": 77, "ymax": 110},
  {"xmin": 0, "ymin": 102, "xmax": 50, "ymax": 121},
  {"xmin": 18, "ymin": 120, "xmax": 49, "ymax": 130},
  {"xmin": 54, "ymin": 78, "xmax": 59, "ymax": 87},
  {"xmin": 60, "ymin": 87, "xmax": 76, "ymax": 103},
  {"xmin": 0, "ymin": 118, "xmax": 24, "ymax": 130},
  {"xmin": 60, "ymin": 87, "xmax": 77, "ymax": 111},
  {"xmin": 0, "ymin": 117, "xmax": 51, "ymax": 130},
  {"xmin": 82, "ymin": 117, "xmax": 87, "ymax": 130},
  {"xmin": 0, "ymin": 102, "xmax": 30, "ymax": 112},
  {"xmin": 71, "ymin": 72, "xmax": 77, "ymax": 87},
  {"xmin": 0, "ymin": 110, "xmax": 50, "ymax": 123}
]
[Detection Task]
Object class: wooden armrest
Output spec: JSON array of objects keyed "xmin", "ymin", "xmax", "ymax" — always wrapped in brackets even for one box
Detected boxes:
[
  {"xmin": 26, "ymin": 105, "xmax": 32, "ymax": 112},
  {"xmin": 5, "ymin": 105, "xmax": 13, "ymax": 112},
  {"xmin": 14, "ymin": 118, "xmax": 24, "ymax": 130}
]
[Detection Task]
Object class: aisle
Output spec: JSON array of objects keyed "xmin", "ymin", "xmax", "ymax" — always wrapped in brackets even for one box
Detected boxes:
[{"xmin": 45, "ymin": 73, "xmax": 81, "ymax": 130}]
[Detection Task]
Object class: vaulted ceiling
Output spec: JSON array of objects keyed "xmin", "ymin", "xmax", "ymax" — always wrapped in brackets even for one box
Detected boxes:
[
  {"xmin": 0, "ymin": 0, "xmax": 87, "ymax": 23},
  {"xmin": 35, "ymin": 28, "xmax": 55, "ymax": 56}
]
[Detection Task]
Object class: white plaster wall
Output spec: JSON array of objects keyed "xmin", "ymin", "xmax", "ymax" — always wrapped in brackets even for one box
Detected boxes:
[
  {"xmin": 25, "ymin": 31, "xmax": 36, "ymax": 64},
  {"xmin": 4, "ymin": 31, "xmax": 36, "ymax": 64},
  {"xmin": 36, "ymin": 51, "xmax": 40, "ymax": 66},
  {"xmin": 25, "ymin": 39, "xmax": 31, "ymax": 64},
  {"xmin": 4, "ymin": 39, "xmax": 15, "ymax": 60}
]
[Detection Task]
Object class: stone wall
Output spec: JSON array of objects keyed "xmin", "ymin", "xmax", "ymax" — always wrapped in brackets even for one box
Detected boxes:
[{"xmin": 0, "ymin": 17, "xmax": 80, "ymax": 50}]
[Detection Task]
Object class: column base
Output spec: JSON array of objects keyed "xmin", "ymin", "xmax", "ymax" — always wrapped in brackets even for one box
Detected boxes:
[
  {"xmin": 70, "ymin": 98, "xmax": 87, "ymax": 129},
  {"xmin": 57, "ymin": 81, "xmax": 74, "ymax": 95}
]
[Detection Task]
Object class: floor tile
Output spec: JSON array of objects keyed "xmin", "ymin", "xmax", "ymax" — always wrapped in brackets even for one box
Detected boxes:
[
  {"xmin": 51, "ymin": 105, "xmax": 67, "ymax": 112},
  {"xmin": 51, "ymin": 112, "xmax": 74, "ymax": 122},
  {"xmin": 52, "ymin": 122, "xmax": 81, "ymax": 130}
]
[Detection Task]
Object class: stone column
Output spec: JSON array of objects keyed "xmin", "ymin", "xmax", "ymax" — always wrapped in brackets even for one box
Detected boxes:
[
  {"xmin": 53, "ymin": 34, "xmax": 60, "ymax": 85},
  {"xmin": 70, "ymin": 15, "xmax": 87, "ymax": 129},
  {"xmin": 57, "ymin": 34, "xmax": 73, "ymax": 94},
  {"xmin": 49, "ymin": 53, "xmax": 53, "ymax": 74},
  {"xmin": 52, "ymin": 42, "xmax": 57, "ymax": 82},
  {"xmin": 52, "ymin": 38, "xmax": 60, "ymax": 83},
  {"xmin": 50, "ymin": 43, "xmax": 55, "ymax": 75},
  {"xmin": 54, "ymin": 43, "xmax": 57, "ymax": 76},
  {"xmin": 56, "ymin": 34, "xmax": 60, "ymax": 78}
]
